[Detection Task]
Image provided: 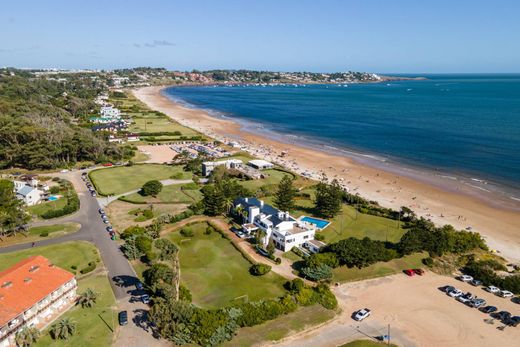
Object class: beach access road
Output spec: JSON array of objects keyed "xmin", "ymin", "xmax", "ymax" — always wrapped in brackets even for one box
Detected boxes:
[{"xmin": 275, "ymin": 272, "xmax": 520, "ymax": 347}]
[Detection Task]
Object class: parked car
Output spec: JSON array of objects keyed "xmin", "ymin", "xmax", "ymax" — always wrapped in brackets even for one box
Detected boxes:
[
  {"xmin": 448, "ymin": 288, "xmax": 463, "ymax": 298},
  {"xmin": 469, "ymin": 298, "xmax": 486, "ymax": 308},
  {"xmin": 136, "ymin": 282, "xmax": 144, "ymax": 291},
  {"xmin": 486, "ymin": 286, "xmax": 500, "ymax": 294},
  {"xmin": 141, "ymin": 294, "xmax": 150, "ymax": 304},
  {"xmin": 480, "ymin": 305, "xmax": 497, "ymax": 314},
  {"xmin": 255, "ymin": 246, "xmax": 269, "ymax": 257},
  {"xmin": 118, "ymin": 311, "xmax": 128, "ymax": 326},
  {"xmin": 493, "ymin": 311, "xmax": 512, "ymax": 322},
  {"xmin": 499, "ymin": 290, "xmax": 514, "ymax": 298},
  {"xmin": 101, "ymin": 214, "xmax": 108, "ymax": 220},
  {"xmin": 90, "ymin": 191, "xmax": 97, "ymax": 197},
  {"xmin": 102, "ymin": 163, "xmax": 113, "ymax": 167},
  {"xmin": 413, "ymin": 268, "xmax": 425, "ymax": 276},
  {"xmin": 506, "ymin": 316, "xmax": 520, "ymax": 327},
  {"xmin": 470, "ymin": 279, "xmax": 482, "ymax": 286},
  {"xmin": 236, "ymin": 231, "xmax": 245, "ymax": 238},
  {"xmin": 98, "ymin": 208, "xmax": 105, "ymax": 214},
  {"xmin": 404, "ymin": 269, "xmax": 415, "ymax": 276},
  {"xmin": 459, "ymin": 275, "xmax": 473, "ymax": 282},
  {"xmin": 353, "ymin": 308, "xmax": 371, "ymax": 321},
  {"xmin": 457, "ymin": 292, "xmax": 474, "ymax": 304},
  {"xmin": 444, "ymin": 285, "xmax": 456, "ymax": 293},
  {"xmin": 103, "ymin": 219, "xmax": 109, "ymax": 224},
  {"xmin": 106, "ymin": 226, "xmax": 113, "ymax": 232}
]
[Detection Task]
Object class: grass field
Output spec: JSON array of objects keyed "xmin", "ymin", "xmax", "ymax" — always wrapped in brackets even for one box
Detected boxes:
[
  {"xmin": 332, "ymin": 252, "xmax": 428, "ymax": 283},
  {"xmin": 238, "ymin": 169, "xmax": 294, "ymax": 192},
  {"xmin": 131, "ymin": 150, "xmax": 150, "ymax": 163},
  {"xmin": 0, "ymin": 223, "xmax": 80, "ymax": 247},
  {"xmin": 29, "ymin": 196, "xmax": 69, "ymax": 217},
  {"xmin": 0, "ymin": 242, "xmax": 115, "ymax": 347},
  {"xmin": 89, "ymin": 164, "xmax": 191, "ymax": 195},
  {"xmin": 226, "ymin": 305, "xmax": 336, "ymax": 347},
  {"xmin": 122, "ymin": 183, "xmax": 202, "ymax": 204},
  {"xmin": 168, "ymin": 222, "xmax": 287, "ymax": 308},
  {"xmin": 130, "ymin": 117, "xmax": 198, "ymax": 135}
]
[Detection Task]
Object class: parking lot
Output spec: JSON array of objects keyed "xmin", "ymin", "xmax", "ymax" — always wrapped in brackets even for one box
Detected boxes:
[{"xmin": 277, "ymin": 272, "xmax": 520, "ymax": 347}]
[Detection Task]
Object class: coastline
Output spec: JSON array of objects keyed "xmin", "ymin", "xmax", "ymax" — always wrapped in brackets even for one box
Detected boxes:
[{"xmin": 132, "ymin": 85, "xmax": 520, "ymax": 262}]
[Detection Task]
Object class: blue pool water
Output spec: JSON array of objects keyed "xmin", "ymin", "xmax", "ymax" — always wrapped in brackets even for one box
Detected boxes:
[
  {"xmin": 300, "ymin": 216, "xmax": 330, "ymax": 229},
  {"xmin": 48, "ymin": 196, "xmax": 58, "ymax": 201}
]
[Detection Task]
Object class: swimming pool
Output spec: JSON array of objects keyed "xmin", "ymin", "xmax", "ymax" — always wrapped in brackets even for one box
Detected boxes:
[
  {"xmin": 300, "ymin": 216, "xmax": 330, "ymax": 229},
  {"xmin": 48, "ymin": 196, "xmax": 59, "ymax": 201}
]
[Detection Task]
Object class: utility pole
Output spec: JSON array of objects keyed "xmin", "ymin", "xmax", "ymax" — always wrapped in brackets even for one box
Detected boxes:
[{"xmin": 388, "ymin": 324, "xmax": 391, "ymax": 346}]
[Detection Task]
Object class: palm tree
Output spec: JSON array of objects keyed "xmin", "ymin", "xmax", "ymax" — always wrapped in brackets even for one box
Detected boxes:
[
  {"xmin": 77, "ymin": 288, "xmax": 98, "ymax": 308},
  {"xmin": 50, "ymin": 318, "xmax": 76, "ymax": 340},
  {"xmin": 15, "ymin": 327, "xmax": 39, "ymax": 347}
]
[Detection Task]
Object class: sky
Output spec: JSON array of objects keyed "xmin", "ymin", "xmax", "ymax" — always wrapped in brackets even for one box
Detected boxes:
[{"xmin": 1, "ymin": 0, "xmax": 520, "ymax": 73}]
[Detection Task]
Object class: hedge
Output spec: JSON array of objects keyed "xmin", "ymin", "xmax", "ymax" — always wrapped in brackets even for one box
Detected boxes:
[
  {"xmin": 80, "ymin": 262, "xmax": 96, "ymax": 274},
  {"xmin": 41, "ymin": 181, "xmax": 80, "ymax": 219}
]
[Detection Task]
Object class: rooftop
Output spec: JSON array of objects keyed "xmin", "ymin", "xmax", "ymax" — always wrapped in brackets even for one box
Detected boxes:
[{"xmin": 0, "ymin": 256, "xmax": 75, "ymax": 327}]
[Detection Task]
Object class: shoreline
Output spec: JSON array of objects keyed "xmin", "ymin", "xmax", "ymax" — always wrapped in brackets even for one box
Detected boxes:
[{"xmin": 132, "ymin": 85, "xmax": 520, "ymax": 263}]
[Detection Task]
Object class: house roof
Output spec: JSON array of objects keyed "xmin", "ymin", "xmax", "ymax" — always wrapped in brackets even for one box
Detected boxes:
[
  {"xmin": 307, "ymin": 239, "xmax": 326, "ymax": 248},
  {"xmin": 16, "ymin": 186, "xmax": 35, "ymax": 196},
  {"xmin": 248, "ymin": 159, "xmax": 273, "ymax": 167},
  {"xmin": 0, "ymin": 256, "xmax": 75, "ymax": 327},
  {"xmin": 233, "ymin": 197, "xmax": 295, "ymax": 227}
]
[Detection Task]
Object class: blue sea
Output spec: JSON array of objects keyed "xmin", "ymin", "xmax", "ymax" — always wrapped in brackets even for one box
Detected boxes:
[{"xmin": 163, "ymin": 74, "xmax": 520, "ymax": 197}]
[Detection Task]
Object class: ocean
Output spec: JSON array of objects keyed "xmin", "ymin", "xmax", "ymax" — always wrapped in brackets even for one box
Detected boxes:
[{"xmin": 163, "ymin": 74, "xmax": 520, "ymax": 198}]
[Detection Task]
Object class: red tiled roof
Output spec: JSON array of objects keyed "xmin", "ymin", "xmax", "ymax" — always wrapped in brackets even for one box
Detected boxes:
[{"xmin": 0, "ymin": 256, "xmax": 75, "ymax": 327}]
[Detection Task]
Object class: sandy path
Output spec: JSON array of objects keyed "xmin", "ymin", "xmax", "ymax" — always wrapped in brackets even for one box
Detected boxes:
[
  {"xmin": 132, "ymin": 86, "xmax": 520, "ymax": 263},
  {"xmin": 275, "ymin": 272, "xmax": 520, "ymax": 347}
]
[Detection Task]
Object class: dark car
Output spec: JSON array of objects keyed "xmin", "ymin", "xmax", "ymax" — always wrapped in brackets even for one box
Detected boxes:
[
  {"xmin": 493, "ymin": 311, "xmax": 511, "ymax": 321},
  {"xmin": 444, "ymin": 285, "xmax": 456, "ymax": 293},
  {"xmin": 413, "ymin": 268, "xmax": 425, "ymax": 276},
  {"xmin": 141, "ymin": 294, "xmax": 151, "ymax": 304},
  {"xmin": 98, "ymin": 208, "xmax": 105, "ymax": 214},
  {"xmin": 469, "ymin": 298, "xmax": 486, "ymax": 308},
  {"xmin": 470, "ymin": 279, "xmax": 482, "ymax": 286},
  {"xmin": 506, "ymin": 316, "xmax": 520, "ymax": 327},
  {"xmin": 480, "ymin": 305, "xmax": 497, "ymax": 314},
  {"xmin": 136, "ymin": 282, "xmax": 144, "ymax": 291},
  {"xmin": 106, "ymin": 226, "xmax": 113, "ymax": 232},
  {"xmin": 118, "ymin": 311, "xmax": 128, "ymax": 326}
]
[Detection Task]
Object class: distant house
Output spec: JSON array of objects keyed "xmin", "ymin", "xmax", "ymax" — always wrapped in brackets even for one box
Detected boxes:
[
  {"xmin": 100, "ymin": 106, "xmax": 121, "ymax": 118},
  {"xmin": 248, "ymin": 159, "xmax": 274, "ymax": 170},
  {"xmin": 0, "ymin": 256, "xmax": 77, "ymax": 347},
  {"xmin": 202, "ymin": 159, "xmax": 243, "ymax": 176},
  {"xmin": 16, "ymin": 186, "xmax": 42, "ymax": 206},
  {"xmin": 233, "ymin": 197, "xmax": 317, "ymax": 252},
  {"xmin": 126, "ymin": 133, "xmax": 140, "ymax": 142}
]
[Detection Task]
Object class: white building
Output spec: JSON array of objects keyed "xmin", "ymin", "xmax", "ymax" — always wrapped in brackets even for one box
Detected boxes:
[
  {"xmin": 15, "ymin": 186, "xmax": 42, "ymax": 206},
  {"xmin": 100, "ymin": 106, "xmax": 121, "ymax": 118},
  {"xmin": 304, "ymin": 239, "xmax": 327, "ymax": 254},
  {"xmin": 0, "ymin": 256, "xmax": 77, "ymax": 347},
  {"xmin": 248, "ymin": 159, "xmax": 274, "ymax": 170},
  {"xmin": 233, "ymin": 197, "xmax": 317, "ymax": 252},
  {"xmin": 202, "ymin": 159, "xmax": 243, "ymax": 176}
]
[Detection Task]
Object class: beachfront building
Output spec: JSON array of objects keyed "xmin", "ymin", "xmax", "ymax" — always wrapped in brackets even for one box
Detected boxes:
[
  {"xmin": 248, "ymin": 159, "xmax": 274, "ymax": 170},
  {"xmin": 0, "ymin": 256, "xmax": 77, "ymax": 347},
  {"xmin": 202, "ymin": 159, "xmax": 243, "ymax": 176},
  {"xmin": 100, "ymin": 106, "xmax": 121, "ymax": 118},
  {"xmin": 233, "ymin": 197, "xmax": 317, "ymax": 252}
]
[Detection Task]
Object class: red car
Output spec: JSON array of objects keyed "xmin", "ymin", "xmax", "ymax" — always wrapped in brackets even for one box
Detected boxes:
[
  {"xmin": 413, "ymin": 268, "xmax": 425, "ymax": 276},
  {"xmin": 102, "ymin": 163, "xmax": 113, "ymax": 167},
  {"xmin": 404, "ymin": 269, "xmax": 415, "ymax": 276}
]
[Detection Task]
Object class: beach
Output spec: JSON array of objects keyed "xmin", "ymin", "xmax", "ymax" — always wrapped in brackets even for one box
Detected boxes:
[{"xmin": 132, "ymin": 86, "xmax": 520, "ymax": 263}]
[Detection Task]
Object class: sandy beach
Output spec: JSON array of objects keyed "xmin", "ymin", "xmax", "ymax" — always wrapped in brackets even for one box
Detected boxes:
[{"xmin": 132, "ymin": 86, "xmax": 520, "ymax": 263}]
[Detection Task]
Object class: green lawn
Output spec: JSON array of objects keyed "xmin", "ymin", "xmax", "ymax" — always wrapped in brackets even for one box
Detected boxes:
[
  {"xmin": 131, "ymin": 150, "xmax": 150, "ymax": 163},
  {"xmin": 29, "ymin": 196, "xmax": 69, "ymax": 217},
  {"xmin": 226, "ymin": 305, "xmax": 336, "ymax": 347},
  {"xmin": 238, "ymin": 169, "xmax": 294, "ymax": 192},
  {"xmin": 333, "ymin": 252, "xmax": 428, "ymax": 283},
  {"xmin": 130, "ymin": 117, "xmax": 198, "ymax": 135},
  {"xmin": 0, "ymin": 223, "xmax": 80, "ymax": 247},
  {"xmin": 89, "ymin": 164, "xmax": 191, "ymax": 195},
  {"xmin": 339, "ymin": 340, "xmax": 398, "ymax": 347},
  {"xmin": 168, "ymin": 222, "xmax": 287, "ymax": 308},
  {"xmin": 122, "ymin": 183, "xmax": 202, "ymax": 204},
  {"xmin": 0, "ymin": 242, "xmax": 115, "ymax": 347}
]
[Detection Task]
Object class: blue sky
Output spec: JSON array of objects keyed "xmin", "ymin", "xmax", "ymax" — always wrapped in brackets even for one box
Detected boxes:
[{"xmin": 1, "ymin": 0, "xmax": 519, "ymax": 73}]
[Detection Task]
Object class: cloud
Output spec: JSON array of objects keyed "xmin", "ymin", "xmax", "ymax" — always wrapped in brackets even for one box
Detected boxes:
[{"xmin": 133, "ymin": 40, "xmax": 176, "ymax": 48}]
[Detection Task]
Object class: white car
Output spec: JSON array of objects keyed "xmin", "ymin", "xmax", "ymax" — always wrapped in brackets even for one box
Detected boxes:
[
  {"xmin": 459, "ymin": 275, "xmax": 473, "ymax": 282},
  {"xmin": 353, "ymin": 308, "xmax": 371, "ymax": 321},
  {"xmin": 499, "ymin": 290, "xmax": 514, "ymax": 298},
  {"xmin": 486, "ymin": 286, "xmax": 500, "ymax": 294},
  {"xmin": 448, "ymin": 289, "xmax": 463, "ymax": 297}
]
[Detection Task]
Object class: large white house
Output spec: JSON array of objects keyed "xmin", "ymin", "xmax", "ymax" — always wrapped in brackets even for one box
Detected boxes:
[
  {"xmin": 15, "ymin": 185, "xmax": 42, "ymax": 206},
  {"xmin": 0, "ymin": 256, "xmax": 77, "ymax": 347},
  {"xmin": 233, "ymin": 197, "xmax": 317, "ymax": 252},
  {"xmin": 202, "ymin": 159, "xmax": 243, "ymax": 176}
]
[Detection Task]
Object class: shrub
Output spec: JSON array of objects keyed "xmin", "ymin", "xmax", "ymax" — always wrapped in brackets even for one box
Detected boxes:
[
  {"xmin": 155, "ymin": 238, "xmax": 178, "ymax": 261},
  {"xmin": 314, "ymin": 233, "xmax": 325, "ymax": 241},
  {"xmin": 423, "ymin": 257, "xmax": 434, "ymax": 266},
  {"xmin": 179, "ymin": 285, "xmax": 192, "ymax": 302},
  {"xmin": 142, "ymin": 209, "xmax": 154, "ymax": 219},
  {"xmin": 121, "ymin": 225, "xmax": 146, "ymax": 239},
  {"xmin": 70, "ymin": 265, "xmax": 77, "ymax": 270},
  {"xmin": 205, "ymin": 225, "xmax": 215, "ymax": 235},
  {"xmin": 80, "ymin": 262, "xmax": 96, "ymax": 274},
  {"xmin": 250, "ymin": 264, "xmax": 271, "ymax": 276},
  {"xmin": 300, "ymin": 263, "xmax": 333, "ymax": 281},
  {"xmin": 39, "ymin": 231, "xmax": 49, "ymax": 237},
  {"xmin": 49, "ymin": 186, "xmax": 60, "ymax": 194},
  {"xmin": 141, "ymin": 180, "xmax": 163, "ymax": 196},
  {"xmin": 285, "ymin": 278, "xmax": 305, "ymax": 293},
  {"xmin": 275, "ymin": 257, "xmax": 282, "ymax": 264},
  {"xmin": 180, "ymin": 227, "xmax": 194, "ymax": 237}
]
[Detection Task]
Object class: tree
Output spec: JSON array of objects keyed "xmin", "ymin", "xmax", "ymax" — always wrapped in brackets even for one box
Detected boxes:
[
  {"xmin": 274, "ymin": 175, "xmax": 296, "ymax": 212},
  {"xmin": 78, "ymin": 288, "xmax": 98, "ymax": 308},
  {"xmin": 0, "ymin": 179, "xmax": 30, "ymax": 237},
  {"xmin": 250, "ymin": 264, "xmax": 271, "ymax": 276},
  {"xmin": 141, "ymin": 180, "xmax": 163, "ymax": 196},
  {"xmin": 314, "ymin": 179, "xmax": 343, "ymax": 218},
  {"xmin": 300, "ymin": 263, "xmax": 333, "ymax": 281},
  {"xmin": 15, "ymin": 327, "xmax": 39, "ymax": 347},
  {"xmin": 50, "ymin": 318, "xmax": 76, "ymax": 340}
]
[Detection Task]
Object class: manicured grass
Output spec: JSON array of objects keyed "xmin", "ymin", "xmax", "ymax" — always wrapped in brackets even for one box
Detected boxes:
[
  {"xmin": 0, "ymin": 241, "xmax": 100, "ymax": 274},
  {"xmin": 339, "ymin": 340, "xmax": 398, "ymax": 347},
  {"xmin": 238, "ymin": 169, "xmax": 294, "ymax": 192},
  {"xmin": 0, "ymin": 242, "xmax": 115, "ymax": 347},
  {"xmin": 226, "ymin": 305, "xmax": 336, "ymax": 347},
  {"xmin": 131, "ymin": 150, "xmax": 150, "ymax": 163},
  {"xmin": 130, "ymin": 117, "xmax": 198, "ymax": 135},
  {"xmin": 29, "ymin": 196, "xmax": 69, "ymax": 217},
  {"xmin": 122, "ymin": 183, "xmax": 202, "ymax": 204},
  {"xmin": 169, "ymin": 222, "xmax": 287, "ymax": 308},
  {"xmin": 333, "ymin": 252, "xmax": 428, "ymax": 283},
  {"xmin": 282, "ymin": 250, "xmax": 303, "ymax": 263},
  {"xmin": 0, "ymin": 223, "xmax": 80, "ymax": 247},
  {"xmin": 89, "ymin": 164, "xmax": 191, "ymax": 195}
]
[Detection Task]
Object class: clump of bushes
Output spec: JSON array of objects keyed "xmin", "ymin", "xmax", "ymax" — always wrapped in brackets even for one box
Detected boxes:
[
  {"xmin": 80, "ymin": 262, "xmax": 96, "ymax": 274},
  {"xmin": 41, "ymin": 181, "xmax": 80, "ymax": 219},
  {"xmin": 249, "ymin": 264, "xmax": 271, "ymax": 276},
  {"xmin": 180, "ymin": 227, "xmax": 194, "ymax": 237},
  {"xmin": 39, "ymin": 231, "xmax": 49, "ymax": 237}
]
